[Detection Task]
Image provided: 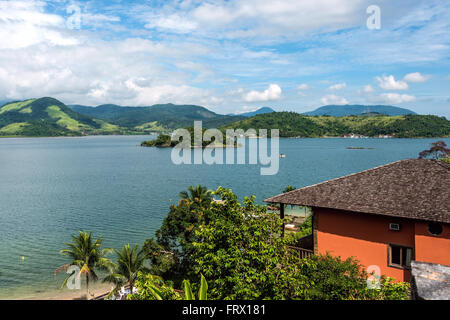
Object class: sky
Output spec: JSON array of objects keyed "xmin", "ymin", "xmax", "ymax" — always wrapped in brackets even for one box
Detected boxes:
[{"xmin": 0, "ymin": 0, "xmax": 449, "ymax": 117}]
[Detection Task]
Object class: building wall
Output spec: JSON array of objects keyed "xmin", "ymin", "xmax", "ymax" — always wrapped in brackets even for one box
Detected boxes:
[
  {"xmin": 315, "ymin": 208, "xmax": 415, "ymax": 282},
  {"xmin": 315, "ymin": 207, "xmax": 450, "ymax": 282},
  {"xmin": 414, "ymin": 221, "xmax": 450, "ymax": 266}
]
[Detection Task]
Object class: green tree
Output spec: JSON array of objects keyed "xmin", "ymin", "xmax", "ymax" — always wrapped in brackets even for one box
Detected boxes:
[
  {"xmin": 142, "ymin": 185, "xmax": 213, "ymax": 282},
  {"xmin": 191, "ymin": 187, "xmax": 293, "ymax": 299},
  {"xmin": 103, "ymin": 244, "xmax": 146, "ymax": 296},
  {"xmin": 57, "ymin": 231, "xmax": 114, "ymax": 298},
  {"xmin": 283, "ymin": 185, "xmax": 296, "ymax": 193},
  {"xmin": 189, "ymin": 187, "xmax": 410, "ymax": 300},
  {"xmin": 127, "ymin": 272, "xmax": 182, "ymax": 300},
  {"xmin": 179, "ymin": 185, "xmax": 213, "ymax": 207}
]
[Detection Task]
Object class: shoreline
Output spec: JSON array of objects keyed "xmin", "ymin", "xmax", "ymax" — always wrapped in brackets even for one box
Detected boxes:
[
  {"xmin": 1, "ymin": 131, "xmax": 449, "ymax": 140},
  {"xmin": 0, "ymin": 282, "xmax": 114, "ymax": 300}
]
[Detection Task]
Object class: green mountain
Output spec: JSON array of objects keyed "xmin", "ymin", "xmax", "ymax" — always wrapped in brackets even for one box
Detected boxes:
[
  {"xmin": 228, "ymin": 107, "xmax": 275, "ymax": 117},
  {"xmin": 0, "ymin": 97, "xmax": 121, "ymax": 137},
  {"xmin": 302, "ymin": 105, "xmax": 416, "ymax": 116},
  {"xmin": 221, "ymin": 112, "xmax": 450, "ymax": 138},
  {"xmin": 69, "ymin": 103, "xmax": 244, "ymax": 130}
]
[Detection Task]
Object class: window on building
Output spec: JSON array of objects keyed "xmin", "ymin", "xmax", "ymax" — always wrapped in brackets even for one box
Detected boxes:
[
  {"xmin": 389, "ymin": 244, "xmax": 412, "ymax": 268},
  {"xmin": 428, "ymin": 222, "xmax": 443, "ymax": 236}
]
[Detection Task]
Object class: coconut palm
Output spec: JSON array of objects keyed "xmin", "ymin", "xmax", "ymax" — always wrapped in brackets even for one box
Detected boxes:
[
  {"xmin": 179, "ymin": 185, "xmax": 212, "ymax": 207},
  {"xmin": 56, "ymin": 231, "xmax": 114, "ymax": 298},
  {"xmin": 103, "ymin": 244, "xmax": 146, "ymax": 298}
]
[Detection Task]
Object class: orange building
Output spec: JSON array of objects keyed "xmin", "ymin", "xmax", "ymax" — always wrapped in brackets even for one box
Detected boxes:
[{"xmin": 266, "ymin": 159, "xmax": 450, "ymax": 282}]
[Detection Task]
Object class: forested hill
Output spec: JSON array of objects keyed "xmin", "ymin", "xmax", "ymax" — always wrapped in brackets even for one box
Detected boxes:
[
  {"xmin": 221, "ymin": 112, "xmax": 450, "ymax": 138},
  {"xmin": 69, "ymin": 103, "xmax": 244, "ymax": 129},
  {"xmin": 0, "ymin": 97, "xmax": 121, "ymax": 137},
  {"xmin": 303, "ymin": 104, "xmax": 416, "ymax": 116}
]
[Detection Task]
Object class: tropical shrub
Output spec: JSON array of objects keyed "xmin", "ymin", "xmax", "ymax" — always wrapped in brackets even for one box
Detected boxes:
[{"xmin": 127, "ymin": 272, "xmax": 181, "ymax": 300}]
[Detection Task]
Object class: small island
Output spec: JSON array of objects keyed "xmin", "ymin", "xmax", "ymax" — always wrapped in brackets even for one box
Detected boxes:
[{"xmin": 141, "ymin": 128, "xmax": 240, "ymax": 148}]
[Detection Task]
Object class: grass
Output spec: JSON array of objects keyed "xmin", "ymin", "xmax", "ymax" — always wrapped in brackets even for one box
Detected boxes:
[
  {"xmin": 0, "ymin": 122, "xmax": 29, "ymax": 134},
  {"xmin": 135, "ymin": 121, "xmax": 166, "ymax": 132},
  {"xmin": 93, "ymin": 119, "xmax": 120, "ymax": 132},
  {"xmin": 19, "ymin": 107, "xmax": 32, "ymax": 114},
  {"xmin": 46, "ymin": 105, "xmax": 92, "ymax": 131},
  {"xmin": 0, "ymin": 99, "xmax": 36, "ymax": 114}
]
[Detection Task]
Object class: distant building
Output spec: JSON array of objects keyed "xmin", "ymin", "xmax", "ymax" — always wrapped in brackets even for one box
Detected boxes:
[{"xmin": 265, "ymin": 159, "xmax": 450, "ymax": 282}]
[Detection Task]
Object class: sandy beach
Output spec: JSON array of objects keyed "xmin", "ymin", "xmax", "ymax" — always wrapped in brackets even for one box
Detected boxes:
[{"xmin": 1, "ymin": 282, "xmax": 114, "ymax": 300}]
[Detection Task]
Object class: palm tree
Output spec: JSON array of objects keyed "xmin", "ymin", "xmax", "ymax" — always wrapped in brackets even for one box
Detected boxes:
[
  {"xmin": 103, "ymin": 244, "xmax": 146, "ymax": 297},
  {"xmin": 56, "ymin": 231, "xmax": 114, "ymax": 298},
  {"xmin": 179, "ymin": 185, "xmax": 212, "ymax": 207}
]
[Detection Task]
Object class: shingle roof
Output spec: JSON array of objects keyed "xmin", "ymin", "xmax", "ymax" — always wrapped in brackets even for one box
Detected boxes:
[{"xmin": 265, "ymin": 159, "xmax": 450, "ymax": 224}]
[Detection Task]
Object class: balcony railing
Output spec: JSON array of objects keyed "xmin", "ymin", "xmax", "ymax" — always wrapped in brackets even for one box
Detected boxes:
[{"xmin": 287, "ymin": 245, "xmax": 314, "ymax": 259}]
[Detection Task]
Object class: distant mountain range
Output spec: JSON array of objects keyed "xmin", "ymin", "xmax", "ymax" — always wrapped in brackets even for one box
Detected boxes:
[
  {"xmin": 302, "ymin": 105, "xmax": 416, "ymax": 117},
  {"xmin": 69, "ymin": 103, "xmax": 244, "ymax": 130},
  {"xmin": 228, "ymin": 107, "xmax": 275, "ymax": 117},
  {"xmin": 2, "ymin": 97, "xmax": 448, "ymax": 138}
]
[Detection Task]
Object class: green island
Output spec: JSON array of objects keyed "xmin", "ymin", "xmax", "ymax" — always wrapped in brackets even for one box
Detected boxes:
[
  {"xmin": 221, "ymin": 112, "xmax": 450, "ymax": 138},
  {"xmin": 141, "ymin": 127, "xmax": 240, "ymax": 148}
]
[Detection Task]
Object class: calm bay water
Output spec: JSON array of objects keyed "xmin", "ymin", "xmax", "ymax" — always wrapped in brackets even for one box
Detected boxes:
[{"xmin": 0, "ymin": 135, "xmax": 448, "ymax": 299}]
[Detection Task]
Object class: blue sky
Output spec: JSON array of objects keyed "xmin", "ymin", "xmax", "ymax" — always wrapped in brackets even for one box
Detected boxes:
[{"xmin": 0, "ymin": 0, "xmax": 449, "ymax": 117}]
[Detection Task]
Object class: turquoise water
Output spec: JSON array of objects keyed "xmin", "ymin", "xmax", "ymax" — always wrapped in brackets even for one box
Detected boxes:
[{"xmin": 0, "ymin": 135, "xmax": 447, "ymax": 298}]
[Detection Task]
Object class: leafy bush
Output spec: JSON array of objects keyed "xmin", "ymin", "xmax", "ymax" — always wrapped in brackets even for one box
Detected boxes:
[{"xmin": 127, "ymin": 272, "xmax": 181, "ymax": 300}]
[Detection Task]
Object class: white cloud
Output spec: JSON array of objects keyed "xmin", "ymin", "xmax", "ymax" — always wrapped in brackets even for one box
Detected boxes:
[
  {"xmin": 377, "ymin": 93, "xmax": 416, "ymax": 104},
  {"xmin": 233, "ymin": 105, "xmax": 259, "ymax": 114},
  {"xmin": 297, "ymin": 83, "xmax": 310, "ymax": 90},
  {"xmin": 320, "ymin": 94, "xmax": 348, "ymax": 105},
  {"xmin": 144, "ymin": 14, "xmax": 198, "ymax": 34},
  {"xmin": 362, "ymin": 85, "xmax": 374, "ymax": 93},
  {"xmin": 328, "ymin": 82, "xmax": 346, "ymax": 91},
  {"xmin": 0, "ymin": 0, "xmax": 78, "ymax": 49},
  {"xmin": 190, "ymin": 0, "xmax": 368, "ymax": 38},
  {"xmin": 376, "ymin": 75, "xmax": 409, "ymax": 90},
  {"xmin": 243, "ymin": 84, "xmax": 282, "ymax": 102},
  {"xmin": 403, "ymin": 72, "xmax": 430, "ymax": 83}
]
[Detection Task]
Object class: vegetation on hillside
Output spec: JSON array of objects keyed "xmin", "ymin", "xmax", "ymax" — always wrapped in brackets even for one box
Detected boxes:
[
  {"xmin": 141, "ymin": 127, "xmax": 238, "ymax": 148},
  {"xmin": 71, "ymin": 103, "xmax": 244, "ymax": 131},
  {"xmin": 0, "ymin": 98, "xmax": 125, "ymax": 137},
  {"xmin": 221, "ymin": 112, "xmax": 450, "ymax": 138}
]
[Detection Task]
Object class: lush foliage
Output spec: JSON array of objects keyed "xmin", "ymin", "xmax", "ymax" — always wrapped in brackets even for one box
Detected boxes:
[
  {"xmin": 183, "ymin": 274, "xmax": 208, "ymax": 300},
  {"xmin": 142, "ymin": 185, "xmax": 214, "ymax": 283},
  {"xmin": 0, "ymin": 97, "xmax": 124, "ymax": 137},
  {"xmin": 222, "ymin": 112, "xmax": 450, "ymax": 138},
  {"xmin": 283, "ymin": 185, "xmax": 296, "ymax": 193},
  {"xmin": 127, "ymin": 272, "xmax": 182, "ymax": 300},
  {"xmin": 141, "ymin": 134, "xmax": 174, "ymax": 147},
  {"xmin": 57, "ymin": 231, "xmax": 114, "ymax": 296},
  {"xmin": 141, "ymin": 127, "xmax": 236, "ymax": 148},
  {"xmin": 297, "ymin": 215, "xmax": 312, "ymax": 238},
  {"xmin": 103, "ymin": 244, "xmax": 146, "ymax": 295},
  {"xmin": 140, "ymin": 186, "xmax": 410, "ymax": 300}
]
